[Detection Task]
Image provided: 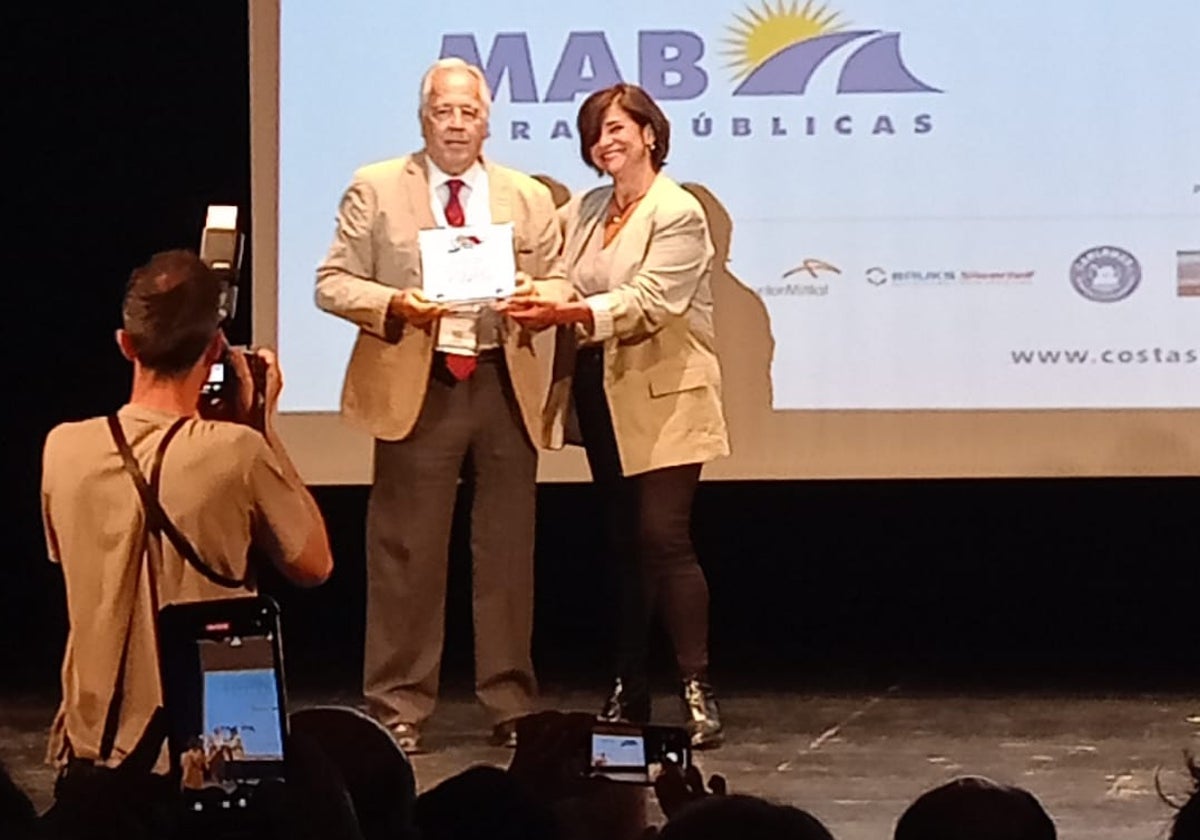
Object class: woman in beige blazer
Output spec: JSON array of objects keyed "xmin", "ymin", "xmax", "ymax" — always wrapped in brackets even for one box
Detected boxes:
[{"xmin": 508, "ymin": 84, "xmax": 730, "ymax": 748}]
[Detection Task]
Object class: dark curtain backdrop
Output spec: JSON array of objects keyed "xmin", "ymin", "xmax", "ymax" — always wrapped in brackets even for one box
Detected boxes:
[{"xmin": 6, "ymin": 4, "xmax": 1196, "ymax": 698}]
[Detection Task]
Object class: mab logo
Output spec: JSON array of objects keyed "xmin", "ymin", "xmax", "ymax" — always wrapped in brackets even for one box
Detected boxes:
[
  {"xmin": 726, "ymin": 2, "xmax": 940, "ymax": 95},
  {"xmin": 440, "ymin": 2, "xmax": 941, "ymax": 103}
]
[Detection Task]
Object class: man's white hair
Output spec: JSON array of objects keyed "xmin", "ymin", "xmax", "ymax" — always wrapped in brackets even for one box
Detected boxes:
[{"xmin": 419, "ymin": 58, "xmax": 492, "ymax": 119}]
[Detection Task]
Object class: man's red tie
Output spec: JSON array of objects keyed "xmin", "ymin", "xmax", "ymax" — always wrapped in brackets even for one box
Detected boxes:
[
  {"xmin": 444, "ymin": 178, "xmax": 466, "ymax": 228},
  {"xmin": 442, "ymin": 178, "xmax": 476, "ymax": 381},
  {"xmin": 444, "ymin": 353, "xmax": 476, "ymax": 380}
]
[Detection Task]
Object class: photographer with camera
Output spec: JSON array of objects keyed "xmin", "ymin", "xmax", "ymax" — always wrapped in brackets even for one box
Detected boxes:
[{"xmin": 39, "ymin": 249, "xmax": 333, "ymax": 838}]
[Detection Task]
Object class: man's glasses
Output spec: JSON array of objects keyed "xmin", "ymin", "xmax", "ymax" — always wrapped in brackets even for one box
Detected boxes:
[{"xmin": 428, "ymin": 104, "xmax": 484, "ymax": 125}]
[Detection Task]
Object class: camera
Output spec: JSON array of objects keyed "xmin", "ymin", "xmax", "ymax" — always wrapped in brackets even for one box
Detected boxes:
[
  {"xmin": 586, "ymin": 722, "xmax": 692, "ymax": 785},
  {"xmin": 196, "ymin": 206, "xmax": 267, "ymax": 431},
  {"xmin": 200, "ymin": 349, "xmax": 268, "ymax": 431}
]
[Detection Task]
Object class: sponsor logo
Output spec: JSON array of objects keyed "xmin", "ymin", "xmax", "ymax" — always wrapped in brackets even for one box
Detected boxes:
[
  {"xmin": 1178, "ymin": 250, "xmax": 1200, "ymax": 297},
  {"xmin": 892, "ymin": 269, "xmax": 958, "ymax": 286},
  {"xmin": 959, "ymin": 270, "xmax": 1034, "ymax": 285},
  {"xmin": 866, "ymin": 268, "xmax": 1035, "ymax": 287},
  {"xmin": 755, "ymin": 282, "xmax": 830, "ymax": 297},
  {"xmin": 440, "ymin": 4, "xmax": 941, "ymax": 142},
  {"xmin": 726, "ymin": 2, "xmax": 941, "ymax": 96},
  {"xmin": 1070, "ymin": 246, "xmax": 1140, "ymax": 302},
  {"xmin": 783, "ymin": 258, "xmax": 841, "ymax": 279},
  {"xmin": 757, "ymin": 259, "xmax": 840, "ymax": 297}
]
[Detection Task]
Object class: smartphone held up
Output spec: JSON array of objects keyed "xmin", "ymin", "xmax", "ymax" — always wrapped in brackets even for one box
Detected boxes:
[
  {"xmin": 588, "ymin": 722, "xmax": 692, "ymax": 785},
  {"xmin": 159, "ymin": 596, "xmax": 289, "ymax": 834}
]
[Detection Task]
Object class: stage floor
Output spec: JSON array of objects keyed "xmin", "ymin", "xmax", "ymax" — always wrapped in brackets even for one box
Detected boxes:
[{"xmin": 3, "ymin": 687, "xmax": 1197, "ymax": 840}]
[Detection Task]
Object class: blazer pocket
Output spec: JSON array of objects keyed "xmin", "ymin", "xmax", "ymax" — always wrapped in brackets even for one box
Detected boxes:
[{"xmin": 648, "ymin": 364, "xmax": 713, "ymax": 397}]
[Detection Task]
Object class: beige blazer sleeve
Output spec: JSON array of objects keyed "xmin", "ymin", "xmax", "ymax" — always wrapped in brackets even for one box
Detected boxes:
[
  {"xmin": 559, "ymin": 176, "xmax": 728, "ymax": 475},
  {"xmin": 584, "ymin": 199, "xmax": 712, "ymax": 342},
  {"xmin": 314, "ymin": 175, "xmax": 398, "ymax": 340}
]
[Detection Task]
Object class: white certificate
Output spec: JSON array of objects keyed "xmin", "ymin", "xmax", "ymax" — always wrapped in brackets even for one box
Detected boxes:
[{"xmin": 417, "ymin": 223, "xmax": 516, "ymax": 303}]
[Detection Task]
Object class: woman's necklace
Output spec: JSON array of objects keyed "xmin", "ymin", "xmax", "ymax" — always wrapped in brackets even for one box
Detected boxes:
[{"xmin": 609, "ymin": 190, "xmax": 647, "ymax": 224}]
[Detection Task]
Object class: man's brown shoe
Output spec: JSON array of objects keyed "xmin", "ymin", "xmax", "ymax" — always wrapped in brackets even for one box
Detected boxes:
[
  {"xmin": 490, "ymin": 720, "xmax": 518, "ymax": 748},
  {"xmin": 391, "ymin": 722, "xmax": 423, "ymax": 754}
]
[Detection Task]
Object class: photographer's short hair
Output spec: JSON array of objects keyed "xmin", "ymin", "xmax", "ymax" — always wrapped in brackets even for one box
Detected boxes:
[{"xmin": 122, "ymin": 250, "xmax": 222, "ymax": 376}]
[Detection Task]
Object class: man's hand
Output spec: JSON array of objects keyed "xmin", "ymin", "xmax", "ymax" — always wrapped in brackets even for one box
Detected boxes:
[
  {"xmin": 388, "ymin": 288, "xmax": 444, "ymax": 328},
  {"xmin": 509, "ymin": 271, "xmax": 536, "ymax": 300},
  {"xmin": 652, "ymin": 761, "xmax": 727, "ymax": 821},
  {"xmin": 226, "ymin": 346, "xmax": 282, "ymax": 429},
  {"xmin": 508, "ymin": 711, "xmax": 650, "ymax": 840},
  {"xmin": 224, "ymin": 344, "xmax": 255, "ymax": 424},
  {"xmin": 255, "ymin": 347, "xmax": 283, "ymax": 423},
  {"xmin": 508, "ymin": 711, "xmax": 594, "ymax": 802},
  {"xmin": 504, "ymin": 298, "xmax": 593, "ymax": 331}
]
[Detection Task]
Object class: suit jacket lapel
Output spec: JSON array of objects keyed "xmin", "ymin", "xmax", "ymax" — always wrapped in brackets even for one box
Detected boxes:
[
  {"xmin": 608, "ymin": 174, "xmax": 666, "ymax": 281},
  {"xmin": 565, "ymin": 188, "xmax": 610, "ymax": 270},
  {"xmin": 403, "ymin": 151, "xmax": 438, "ymax": 230},
  {"xmin": 485, "ymin": 159, "xmax": 513, "ymax": 225}
]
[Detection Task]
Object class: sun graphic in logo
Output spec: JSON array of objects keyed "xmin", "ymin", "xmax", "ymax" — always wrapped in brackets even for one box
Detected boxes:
[{"xmin": 723, "ymin": 0, "xmax": 847, "ymax": 79}]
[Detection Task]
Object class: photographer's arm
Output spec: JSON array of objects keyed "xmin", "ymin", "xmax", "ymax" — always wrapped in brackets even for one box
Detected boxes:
[
  {"xmin": 233, "ymin": 349, "xmax": 333, "ymax": 587},
  {"xmin": 259, "ymin": 424, "xmax": 333, "ymax": 587}
]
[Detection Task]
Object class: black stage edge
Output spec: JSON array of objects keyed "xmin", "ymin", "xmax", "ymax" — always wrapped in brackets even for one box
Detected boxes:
[{"xmin": 2, "ymin": 689, "xmax": 1197, "ymax": 840}]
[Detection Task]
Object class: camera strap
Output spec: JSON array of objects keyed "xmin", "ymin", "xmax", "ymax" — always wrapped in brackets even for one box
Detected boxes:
[
  {"xmin": 106, "ymin": 414, "xmax": 248, "ymax": 590},
  {"xmin": 95, "ymin": 414, "xmax": 250, "ymax": 766},
  {"xmin": 95, "ymin": 417, "xmax": 181, "ymax": 766}
]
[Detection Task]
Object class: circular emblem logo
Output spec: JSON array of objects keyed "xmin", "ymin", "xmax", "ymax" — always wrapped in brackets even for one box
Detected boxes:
[
  {"xmin": 1070, "ymin": 246, "xmax": 1141, "ymax": 302},
  {"xmin": 865, "ymin": 266, "xmax": 888, "ymax": 286}
]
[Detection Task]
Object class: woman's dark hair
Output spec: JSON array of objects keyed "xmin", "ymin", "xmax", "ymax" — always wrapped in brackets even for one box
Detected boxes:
[{"xmin": 576, "ymin": 83, "xmax": 670, "ymax": 174}]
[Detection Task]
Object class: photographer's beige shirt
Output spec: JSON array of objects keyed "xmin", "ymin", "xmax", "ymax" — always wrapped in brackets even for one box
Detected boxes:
[{"xmin": 40, "ymin": 404, "xmax": 311, "ymax": 772}]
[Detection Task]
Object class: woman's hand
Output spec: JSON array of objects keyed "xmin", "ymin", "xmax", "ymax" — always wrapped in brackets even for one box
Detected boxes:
[{"xmin": 504, "ymin": 298, "xmax": 594, "ymax": 331}]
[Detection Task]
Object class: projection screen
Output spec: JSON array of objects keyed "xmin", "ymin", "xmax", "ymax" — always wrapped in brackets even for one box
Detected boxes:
[{"xmin": 249, "ymin": 0, "xmax": 1199, "ymax": 483}]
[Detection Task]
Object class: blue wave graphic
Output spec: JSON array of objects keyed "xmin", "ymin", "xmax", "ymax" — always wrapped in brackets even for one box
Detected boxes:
[
  {"xmin": 838, "ymin": 33, "xmax": 941, "ymax": 93},
  {"xmin": 733, "ymin": 30, "xmax": 941, "ymax": 96}
]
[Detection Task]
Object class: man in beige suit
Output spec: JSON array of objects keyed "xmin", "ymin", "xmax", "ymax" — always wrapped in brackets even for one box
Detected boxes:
[{"xmin": 315, "ymin": 58, "xmax": 565, "ymax": 752}]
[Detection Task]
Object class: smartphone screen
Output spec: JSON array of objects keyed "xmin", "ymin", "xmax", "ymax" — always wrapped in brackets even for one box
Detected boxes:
[
  {"xmin": 589, "ymin": 723, "xmax": 690, "ymax": 784},
  {"xmin": 197, "ymin": 635, "xmax": 285, "ymax": 768},
  {"xmin": 159, "ymin": 597, "xmax": 287, "ymax": 821},
  {"xmin": 201, "ymin": 362, "xmax": 225, "ymax": 398},
  {"xmin": 591, "ymin": 730, "xmax": 648, "ymax": 784}
]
